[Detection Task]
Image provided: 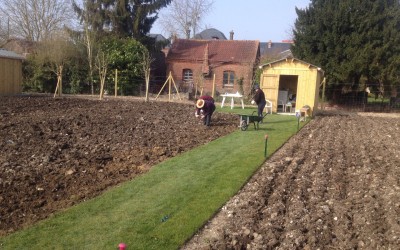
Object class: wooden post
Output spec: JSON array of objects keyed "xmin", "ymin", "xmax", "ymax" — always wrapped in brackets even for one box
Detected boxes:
[
  {"xmin": 145, "ymin": 68, "xmax": 150, "ymax": 102},
  {"xmin": 170, "ymin": 74, "xmax": 181, "ymax": 100},
  {"xmin": 59, "ymin": 76, "xmax": 62, "ymax": 96},
  {"xmin": 321, "ymin": 77, "xmax": 326, "ymax": 110},
  {"xmin": 296, "ymin": 111, "xmax": 300, "ymax": 130},
  {"xmin": 114, "ymin": 69, "xmax": 118, "ymax": 97},
  {"xmin": 155, "ymin": 72, "xmax": 182, "ymax": 101},
  {"xmin": 212, "ymin": 73, "xmax": 216, "ymax": 98},
  {"xmin": 59, "ymin": 65, "xmax": 63, "ymax": 97},
  {"xmin": 53, "ymin": 65, "xmax": 63, "ymax": 98},
  {"xmin": 168, "ymin": 75, "xmax": 172, "ymax": 101},
  {"xmin": 99, "ymin": 77, "xmax": 104, "ymax": 100},
  {"xmin": 155, "ymin": 72, "xmax": 171, "ymax": 99},
  {"xmin": 264, "ymin": 134, "xmax": 268, "ymax": 158},
  {"xmin": 53, "ymin": 77, "xmax": 60, "ymax": 98},
  {"xmin": 99, "ymin": 66, "xmax": 107, "ymax": 100}
]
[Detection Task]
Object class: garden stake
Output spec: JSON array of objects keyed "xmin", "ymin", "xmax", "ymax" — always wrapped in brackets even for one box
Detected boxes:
[
  {"xmin": 295, "ymin": 111, "xmax": 301, "ymax": 131},
  {"xmin": 264, "ymin": 134, "xmax": 268, "ymax": 158},
  {"xmin": 297, "ymin": 117, "xmax": 300, "ymax": 131},
  {"xmin": 119, "ymin": 243, "xmax": 126, "ymax": 250}
]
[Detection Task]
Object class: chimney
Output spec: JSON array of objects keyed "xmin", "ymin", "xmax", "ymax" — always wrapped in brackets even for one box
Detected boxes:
[
  {"xmin": 171, "ymin": 33, "xmax": 177, "ymax": 44},
  {"xmin": 230, "ymin": 30, "xmax": 234, "ymax": 40},
  {"xmin": 268, "ymin": 40, "xmax": 272, "ymax": 48}
]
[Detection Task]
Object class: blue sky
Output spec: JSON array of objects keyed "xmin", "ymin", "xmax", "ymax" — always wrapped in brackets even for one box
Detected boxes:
[{"xmin": 151, "ymin": 0, "xmax": 311, "ymax": 42}]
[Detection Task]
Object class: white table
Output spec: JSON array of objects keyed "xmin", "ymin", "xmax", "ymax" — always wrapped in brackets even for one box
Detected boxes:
[{"xmin": 220, "ymin": 93, "xmax": 244, "ymax": 109}]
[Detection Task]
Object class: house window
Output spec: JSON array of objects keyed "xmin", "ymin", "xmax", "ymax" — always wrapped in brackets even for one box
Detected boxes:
[
  {"xmin": 182, "ymin": 69, "xmax": 194, "ymax": 92},
  {"xmin": 223, "ymin": 71, "xmax": 235, "ymax": 87},
  {"xmin": 183, "ymin": 69, "xmax": 193, "ymax": 83}
]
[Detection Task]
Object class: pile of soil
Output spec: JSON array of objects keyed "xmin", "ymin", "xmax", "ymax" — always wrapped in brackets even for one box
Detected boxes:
[
  {"xmin": 183, "ymin": 113, "xmax": 400, "ymax": 249},
  {"xmin": 0, "ymin": 95, "xmax": 238, "ymax": 236}
]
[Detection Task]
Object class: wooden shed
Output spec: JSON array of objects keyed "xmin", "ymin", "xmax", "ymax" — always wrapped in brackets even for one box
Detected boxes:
[
  {"xmin": 0, "ymin": 49, "xmax": 24, "ymax": 95},
  {"xmin": 259, "ymin": 57, "xmax": 324, "ymax": 115}
]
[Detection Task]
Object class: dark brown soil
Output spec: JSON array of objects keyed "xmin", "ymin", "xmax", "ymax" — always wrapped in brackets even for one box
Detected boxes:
[
  {"xmin": 183, "ymin": 113, "xmax": 400, "ymax": 249},
  {"xmin": 2, "ymin": 96, "xmax": 400, "ymax": 249},
  {"xmin": 0, "ymin": 95, "xmax": 238, "ymax": 236}
]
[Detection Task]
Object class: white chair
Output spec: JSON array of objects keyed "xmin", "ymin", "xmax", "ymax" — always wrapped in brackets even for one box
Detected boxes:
[
  {"xmin": 278, "ymin": 90, "xmax": 288, "ymax": 112},
  {"xmin": 277, "ymin": 100, "xmax": 286, "ymax": 112},
  {"xmin": 265, "ymin": 99, "xmax": 273, "ymax": 114}
]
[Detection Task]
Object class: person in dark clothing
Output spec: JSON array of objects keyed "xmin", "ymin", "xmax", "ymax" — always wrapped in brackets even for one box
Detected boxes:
[
  {"xmin": 195, "ymin": 96, "xmax": 216, "ymax": 126},
  {"xmin": 252, "ymin": 85, "xmax": 266, "ymax": 118},
  {"xmin": 198, "ymin": 95, "xmax": 214, "ymax": 103}
]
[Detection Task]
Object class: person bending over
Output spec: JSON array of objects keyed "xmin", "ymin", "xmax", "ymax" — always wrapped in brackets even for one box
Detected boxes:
[{"xmin": 195, "ymin": 97, "xmax": 216, "ymax": 126}]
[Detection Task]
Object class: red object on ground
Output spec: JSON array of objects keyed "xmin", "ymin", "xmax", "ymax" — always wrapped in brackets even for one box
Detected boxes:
[{"xmin": 119, "ymin": 243, "xmax": 126, "ymax": 250}]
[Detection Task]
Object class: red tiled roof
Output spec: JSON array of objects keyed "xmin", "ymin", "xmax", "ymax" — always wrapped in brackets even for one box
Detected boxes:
[{"xmin": 166, "ymin": 39, "xmax": 259, "ymax": 65}]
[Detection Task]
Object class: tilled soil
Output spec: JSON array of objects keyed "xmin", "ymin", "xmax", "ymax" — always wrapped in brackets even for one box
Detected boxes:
[
  {"xmin": 183, "ymin": 113, "xmax": 400, "ymax": 249},
  {"xmin": 0, "ymin": 95, "xmax": 238, "ymax": 236},
  {"xmin": 2, "ymin": 96, "xmax": 400, "ymax": 249}
]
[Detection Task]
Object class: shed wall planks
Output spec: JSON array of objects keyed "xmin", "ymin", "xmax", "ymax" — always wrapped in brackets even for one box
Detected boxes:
[
  {"xmin": 0, "ymin": 57, "xmax": 22, "ymax": 95},
  {"xmin": 260, "ymin": 58, "xmax": 323, "ymax": 114}
]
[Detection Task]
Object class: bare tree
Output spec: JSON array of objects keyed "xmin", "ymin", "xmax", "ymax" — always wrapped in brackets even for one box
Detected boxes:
[
  {"xmin": 73, "ymin": 0, "xmax": 98, "ymax": 96},
  {"xmin": 0, "ymin": 0, "xmax": 73, "ymax": 41},
  {"xmin": 141, "ymin": 49, "xmax": 154, "ymax": 102},
  {"xmin": 95, "ymin": 50, "xmax": 109, "ymax": 100},
  {"xmin": 0, "ymin": 19, "xmax": 9, "ymax": 44},
  {"xmin": 158, "ymin": 0, "xmax": 214, "ymax": 38},
  {"xmin": 34, "ymin": 30, "xmax": 75, "ymax": 97},
  {"xmin": 84, "ymin": 22, "xmax": 97, "ymax": 96}
]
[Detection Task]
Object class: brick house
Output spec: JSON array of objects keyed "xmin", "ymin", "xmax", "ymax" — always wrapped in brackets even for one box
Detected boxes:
[
  {"xmin": 2, "ymin": 38, "xmax": 36, "ymax": 58},
  {"xmin": 165, "ymin": 39, "xmax": 260, "ymax": 98},
  {"xmin": 260, "ymin": 40, "xmax": 293, "ymax": 62}
]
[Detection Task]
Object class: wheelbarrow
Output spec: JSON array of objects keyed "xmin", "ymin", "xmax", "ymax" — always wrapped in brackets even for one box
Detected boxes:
[{"xmin": 238, "ymin": 111, "xmax": 268, "ymax": 131}]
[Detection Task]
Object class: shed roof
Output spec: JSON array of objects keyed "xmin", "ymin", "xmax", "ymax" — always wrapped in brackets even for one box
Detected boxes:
[
  {"xmin": 0, "ymin": 49, "xmax": 25, "ymax": 60},
  {"xmin": 259, "ymin": 56, "xmax": 324, "ymax": 73},
  {"xmin": 167, "ymin": 39, "xmax": 259, "ymax": 64}
]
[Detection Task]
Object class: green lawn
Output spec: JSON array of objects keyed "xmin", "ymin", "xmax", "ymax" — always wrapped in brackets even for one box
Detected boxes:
[
  {"xmin": 368, "ymin": 96, "xmax": 389, "ymax": 104},
  {"xmin": 0, "ymin": 107, "xmax": 305, "ymax": 250}
]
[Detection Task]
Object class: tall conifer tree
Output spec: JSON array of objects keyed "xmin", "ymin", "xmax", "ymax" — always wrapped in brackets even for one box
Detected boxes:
[
  {"xmin": 293, "ymin": 0, "xmax": 400, "ymax": 90},
  {"xmin": 73, "ymin": 0, "xmax": 172, "ymax": 39}
]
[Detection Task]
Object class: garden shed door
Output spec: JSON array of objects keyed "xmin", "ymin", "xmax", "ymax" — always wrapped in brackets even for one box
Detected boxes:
[{"xmin": 261, "ymin": 74, "xmax": 279, "ymax": 111}]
